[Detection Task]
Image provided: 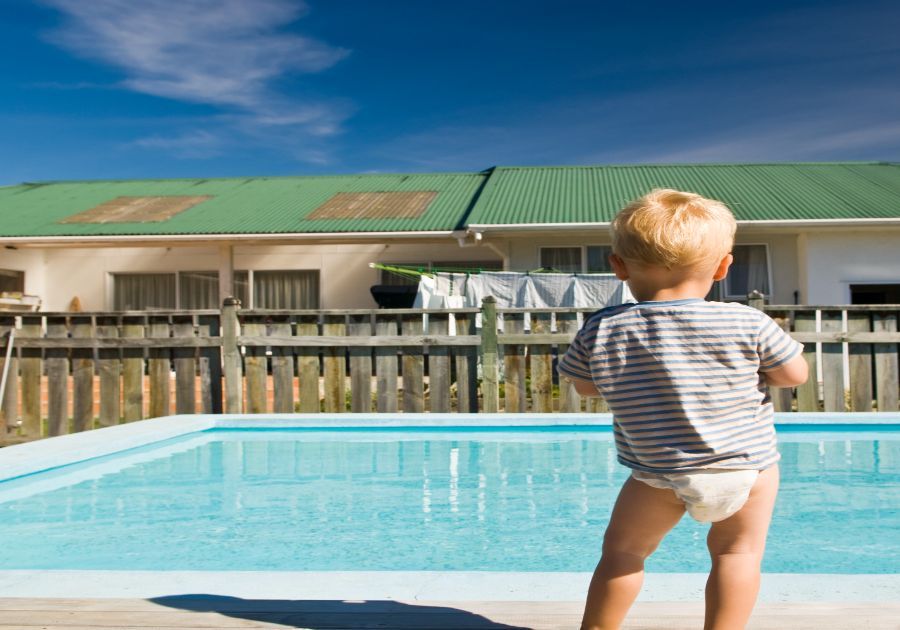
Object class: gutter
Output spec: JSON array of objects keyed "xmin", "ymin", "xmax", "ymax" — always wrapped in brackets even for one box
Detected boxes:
[
  {"xmin": 0, "ymin": 230, "xmax": 457, "ymax": 248},
  {"xmin": 466, "ymin": 217, "xmax": 900, "ymax": 234}
]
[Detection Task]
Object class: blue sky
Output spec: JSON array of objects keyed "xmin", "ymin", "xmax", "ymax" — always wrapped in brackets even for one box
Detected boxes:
[{"xmin": 2, "ymin": 0, "xmax": 899, "ymax": 183}]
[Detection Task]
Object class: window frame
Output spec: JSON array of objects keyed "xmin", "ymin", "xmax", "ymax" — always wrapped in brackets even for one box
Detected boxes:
[
  {"xmin": 0, "ymin": 268, "xmax": 25, "ymax": 294},
  {"xmin": 109, "ymin": 269, "xmax": 309, "ymax": 310},
  {"xmin": 722, "ymin": 243, "xmax": 773, "ymax": 300},
  {"xmin": 538, "ymin": 244, "xmax": 615, "ymax": 273}
]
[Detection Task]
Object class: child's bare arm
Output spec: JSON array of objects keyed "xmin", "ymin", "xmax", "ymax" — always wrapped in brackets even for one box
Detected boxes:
[
  {"xmin": 761, "ymin": 353, "xmax": 808, "ymax": 388},
  {"xmin": 563, "ymin": 375, "xmax": 602, "ymax": 397}
]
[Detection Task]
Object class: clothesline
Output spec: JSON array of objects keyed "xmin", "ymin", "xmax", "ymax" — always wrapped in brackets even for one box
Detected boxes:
[{"xmin": 368, "ymin": 262, "xmax": 616, "ymax": 282}]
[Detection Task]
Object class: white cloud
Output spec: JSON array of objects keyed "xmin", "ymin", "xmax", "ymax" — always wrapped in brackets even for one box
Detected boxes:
[
  {"xmin": 41, "ymin": 0, "xmax": 351, "ymax": 162},
  {"xmin": 132, "ymin": 130, "xmax": 223, "ymax": 158}
]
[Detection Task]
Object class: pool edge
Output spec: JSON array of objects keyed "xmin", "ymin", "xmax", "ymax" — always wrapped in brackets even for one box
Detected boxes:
[{"xmin": 0, "ymin": 570, "xmax": 895, "ymax": 603}]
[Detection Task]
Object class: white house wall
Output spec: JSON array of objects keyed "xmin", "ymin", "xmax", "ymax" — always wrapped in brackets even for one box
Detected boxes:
[
  {"xmin": 31, "ymin": 242, "xmax": 500, "ymax": 311},
  {"xmin": 801, "ymin": 231, "xmax": 900, "ymax": 304}
]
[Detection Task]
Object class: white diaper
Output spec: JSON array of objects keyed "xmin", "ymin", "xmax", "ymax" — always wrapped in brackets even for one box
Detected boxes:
[{"xmin": 631, "ymin": 468, "xmax": 760, "ymax": 523}]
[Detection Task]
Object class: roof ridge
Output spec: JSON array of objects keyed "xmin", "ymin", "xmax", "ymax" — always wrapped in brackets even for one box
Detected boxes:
[
  {"xmin": 493, "ymin": 161, "xmax": 897, "ymax": 170},
  {"xmin": 14, "ymin": 171, "xmax": 484, "ymax": 186}
]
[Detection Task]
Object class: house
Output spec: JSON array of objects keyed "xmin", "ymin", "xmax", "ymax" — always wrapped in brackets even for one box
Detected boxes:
[{"xmin": 0, "ymin": 162, "xmax": 898, "ymax": 311}]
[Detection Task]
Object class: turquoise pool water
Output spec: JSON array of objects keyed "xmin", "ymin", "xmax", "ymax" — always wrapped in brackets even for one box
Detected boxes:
[{"xmin": 0, "ymin": 426, "xmax": 897, "ymax": 573}]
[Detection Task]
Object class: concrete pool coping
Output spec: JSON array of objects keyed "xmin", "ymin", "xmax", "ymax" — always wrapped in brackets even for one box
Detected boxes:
[
  {"xmin": 2, "ymin": 411, "xmax": 900, "ymax": 482},
  {"xmin": 1, "ymin": 412, "xmax": 898, "ymax": 603},
  {"xmin": 0, "ymin": 570, "xmax": 897, "ymax": 603}
]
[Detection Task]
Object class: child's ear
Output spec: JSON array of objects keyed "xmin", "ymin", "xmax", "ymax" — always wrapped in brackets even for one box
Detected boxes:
[
  {"xmin": 712, "ymin": 253, "xmax": 733, "ymax": 281},
  {"xmin": 609, "ymin": 253, "xmax": 629, "ymax": 280}
]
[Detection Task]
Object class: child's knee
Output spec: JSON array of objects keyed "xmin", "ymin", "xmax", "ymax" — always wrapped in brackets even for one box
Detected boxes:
[
  {"xmin": 602, "ymin": 528, "xmax": 660, "ymax": 559},
  {"xmin": 706, "ymin": 528, "xmax": 767, "ymax": 558}
]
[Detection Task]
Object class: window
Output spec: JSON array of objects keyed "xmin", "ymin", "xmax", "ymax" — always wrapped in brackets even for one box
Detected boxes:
[
  {"xmin": 540, "ymin": 247, "xmax": 581, "ymax": 272},
  {"xmin": 179, "ymin": 271, "xmax": 249, "ymax": 309},
  {"xmin": 723, "ymin": 245, "xmax": 770, "ymax": 299},
  {"xmin": 253, "ymin": 270, "xmax": 320, "ymax": 309},
  {"xmin": 586, "ymin": 246, "xmax": 613, "ymax": 272},
  {"xmin": 178, "ymin": 271, "xmax": 216, "ymax": 309},
  {"xmin": 113, "ymin": 273, "xmax": 176, "ymax": 310},
  {"xmin": 540, "ymin": 246, "xmax": 613, "ymax": 273},
  {"xmin": 0, "ymin": 269, "xmax": 25, "ymax": 294}
]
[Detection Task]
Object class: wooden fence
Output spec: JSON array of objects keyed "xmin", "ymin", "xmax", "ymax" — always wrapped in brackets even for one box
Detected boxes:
[{"xmin": 1, "ymin": 297, "xmax": 899, "ymax": 442}]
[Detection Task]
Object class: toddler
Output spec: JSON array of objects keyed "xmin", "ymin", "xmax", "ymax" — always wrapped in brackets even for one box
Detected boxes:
[{"xmin": 558, "ymin": 189, "xmax": 808, "ymax": 630}]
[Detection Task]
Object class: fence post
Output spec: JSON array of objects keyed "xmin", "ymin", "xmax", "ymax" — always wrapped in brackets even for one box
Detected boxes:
[
  {"xmin": 749, "ymin": 291, "xmax": 793, "ymax": 411},
  {"xmin": 481, "ymin": 296, "xmax": 499, "ymax": 413},
  {"xmin": 222, "ymin": 297, "xmax": 243, "ymax": 414},
  {"xmin": 747, "ymin": 290, "xmax": 765, "ymax": 312}
]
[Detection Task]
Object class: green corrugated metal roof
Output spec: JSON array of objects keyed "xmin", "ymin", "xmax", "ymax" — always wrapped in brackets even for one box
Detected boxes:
[
  {"xmin": 465, "ymin": 162, "xmax": 900, "ymax": 224},
  {"xmin": 3, "ymin": 163, "xmax": 900, "ymax": 239},
  {"xmin": 0, "ymin": 172, "xmax": 486, "ymax": 237}
]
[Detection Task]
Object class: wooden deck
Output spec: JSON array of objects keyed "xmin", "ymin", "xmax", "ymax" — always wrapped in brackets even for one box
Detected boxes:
[{"xmin": 0, "ymin": 598, "xmax": 897, "ymax": 629}]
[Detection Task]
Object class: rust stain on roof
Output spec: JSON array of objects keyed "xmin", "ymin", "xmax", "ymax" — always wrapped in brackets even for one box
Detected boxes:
[
  {"xmin": 307, "ymin": 191, "xmax": 438, "ymax": 220},
  {"xmin": 59, "ymin": 196, "xmax": 212, "ymax": 224}
]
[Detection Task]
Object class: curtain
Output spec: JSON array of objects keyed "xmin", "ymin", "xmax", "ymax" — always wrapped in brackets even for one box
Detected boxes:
[
  {"xmin": 728, "ymin": 245, "xmax": 769, "ymax": 297},
  {"xmin": 178, "ymin": 271, "xmax": 218, "ymax": 309},
  {"xmin": 113, "ymin": 273, "xmax": 176, "ymax": 310},
  {"xmin": 586, "ymin": 246, "xmax": 612, "ymax": 272},
  {"xmin": 233, "ymin": 271, "xmax": 249, "ymax": 307},
  {"xmin": 254, "ymin": 270, "xmax": 320, "ymax": 308},
  {"xmin": 540, "ymin": 247, "xmax": 581, "ymax": 272}
]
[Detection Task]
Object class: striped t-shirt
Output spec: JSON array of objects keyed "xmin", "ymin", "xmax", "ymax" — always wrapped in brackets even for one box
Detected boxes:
[{"xmin": 558, "ymin": 298, "xmax": 803, "ymax": 473}]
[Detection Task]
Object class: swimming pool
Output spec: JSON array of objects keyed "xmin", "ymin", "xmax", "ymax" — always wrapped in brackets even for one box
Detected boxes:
[{"xmin": 1, "ymin": 415, "xmax": 897, "ymax": 576}]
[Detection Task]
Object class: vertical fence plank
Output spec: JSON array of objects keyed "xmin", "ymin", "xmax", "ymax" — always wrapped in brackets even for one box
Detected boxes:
[
  {"xmin": 794, "ymin": 311, "xmax": 819, "ymax": 412},
  {"xmin": 0, "ymin": 316, "xmax": 18, "ymax": 433},
  {"xmin": 480, "ymin": 297, "xmax": 499, "ymax": 413},
  {"xmin": 375, "ymin": 315, "xmax": 399, "ymax": 413},
  {"xmin": 46, "ymin": 316, "xmax": 69, "ymax": 436},
  {"xmin": 349, "ymin": 314, "xmax": 373, "ymax": 413},
  {"xmin": 222, "ymin": 299, "xmax": 243, "ymax": 414},
  {"xmin": 848, "ymin": 312, "xmax": 874, "ymax": 412},
  {"xmin": 529, "ymin": 312, "xmax": 553, "ymax": 413},
  {"xmin": 588, "ymin": 396, "xmax": 609, "ymax": 413},
  {"xmin": 873, "ymin": 311, "xmax": 899, "ymax": 412},
  {"xmin": 196, "ymin": 314, "xmax": 217, "ymax": 414},
  {"xmin": 96, "ymin": 316, "xmax": 121, "ymax": 427},
  {"xmin": 769, "ymin": 313, "xmax": 794, "ymax": 412},
  {"xmin": 148, "ymin": 316, "xmax": 171, "ymax": 418},
  {"xmin": 296, "ymin": 315, "xmax": 320, "ymax": 413},
  {"xmin": 271, "ymin": 316, "xmax": 294, "ymax": 414},
  {"xmin": 243, "ymin": 316, "xmax": 268, "ymax": 414},
  {"xmin": 556, "ymin": 312, "xmax": 581, "ymax": 413},
  {"xmin": 820, "ymin": 310, "xmax": 844, "ymax": 412},
  {"xmin": 323, "ymin": 314, "xmax": 346, "ymax": 413},
  {"xmin": 122, "ymin": 316, "xmax": 145, "ymax": 422},
  {"xmin": 401, "ymin": 312, "xmax": 424, "ymax": 413},
  {"xmin": 71, "ymin": 315, "xmax": 94, "ymax": 432},
  {"xmin": 503, "ymin": 312, "xmax": 526, "ymax": 413},
  {"xmin": 19, "ymin": 316, "xmax": 41, "ymax": 437},
  {"xmin": 428, "ymin": 312, "xmax": 451, "ymax": 413},
  {"xmin": 454, "ymin": 312, "xmax": 478, "ymax": 413},
  {"xmin": 173, "ymin": 315, "xmax": 196, "ymax": 415}
]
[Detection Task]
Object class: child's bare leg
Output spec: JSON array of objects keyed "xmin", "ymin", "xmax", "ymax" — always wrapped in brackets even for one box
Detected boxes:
[
  {"xmin": 704, "ymin": 466, "xmax": 779, "ymax": 630},
  {"xmin": 581, "ymin": 476, "xmax": 685, "ymax": 630}
]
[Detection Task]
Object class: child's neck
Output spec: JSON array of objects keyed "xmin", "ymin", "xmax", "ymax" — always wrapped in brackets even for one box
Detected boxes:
[{"xmin": 627, "ymin": 278, "xmax": 712, "ymax": 303}]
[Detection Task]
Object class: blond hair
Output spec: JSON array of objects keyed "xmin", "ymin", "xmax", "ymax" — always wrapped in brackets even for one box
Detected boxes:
[{"xmin": 611, "ymin": 188, "xmax": 736, "ymax": 269}]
